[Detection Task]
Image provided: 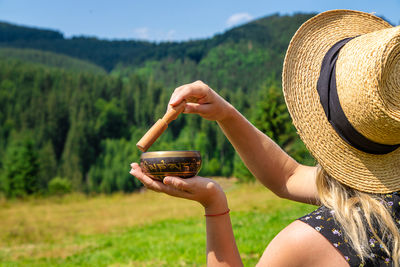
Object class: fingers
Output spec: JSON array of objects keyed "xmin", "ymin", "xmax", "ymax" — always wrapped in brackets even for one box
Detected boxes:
[
  {"xmin": 130, "ymin": 162, "xmax": 140, "ymax": 168},
  {"xmin": 184, "ymin": 102, "xmax": 214, "ymax": 116},
  {"xmin": 163, "ymin": 176, "xmax": 191, "ymax": 192},
  {"xmin": 183, "ymin": 102, "xmax": 200, "ymax": 114},
  {"xmin": 169, "ymin": 81, "xmax": 210, "ymax": 107},
  {"xmin": 130, "ymin": 163, "xmax": 164, "ymax": 192},
  {"xmin": 130, "ymin": 163, "xmax": 192, "ymax": 198},
  {"xmin": 129, "ymin": 165, "xmax": 223, "ymax": 206}
]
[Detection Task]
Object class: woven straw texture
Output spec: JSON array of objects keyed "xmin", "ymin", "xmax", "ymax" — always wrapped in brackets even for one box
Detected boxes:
[{"xmin": 283, "ymin": 10, "xmax": 400, "ymax": 193}]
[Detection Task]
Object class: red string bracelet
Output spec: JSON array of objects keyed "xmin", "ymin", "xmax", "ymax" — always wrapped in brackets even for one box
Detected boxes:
[{"xmin": 204, "ymin": 209, "xmax": 230, "ymax": 217}]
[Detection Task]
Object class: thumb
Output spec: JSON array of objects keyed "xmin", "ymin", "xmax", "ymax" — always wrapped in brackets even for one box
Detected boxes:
[
  {"xmin": 163, "ymin": 176, "xmax": 191, "ymax": 191},
  {"xmin": 184, "ymin": 102, "xmax": 213, "ymax": 115}
]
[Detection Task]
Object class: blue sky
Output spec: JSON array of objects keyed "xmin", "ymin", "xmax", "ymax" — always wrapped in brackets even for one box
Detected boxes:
[{"xmin": 0, "ymin": 0, "xmax": 399, "ymax": 42}]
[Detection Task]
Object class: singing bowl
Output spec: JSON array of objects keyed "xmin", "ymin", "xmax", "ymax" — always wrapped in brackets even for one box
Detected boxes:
[{"xmin": 140, "ymin": 151, "xmax": 202, "ymax": 181}]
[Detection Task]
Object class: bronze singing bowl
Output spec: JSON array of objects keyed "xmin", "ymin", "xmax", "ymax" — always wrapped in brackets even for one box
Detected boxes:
[{"xmin": 140, "ymin": 151, "xmax": 202, "ymax": 181}]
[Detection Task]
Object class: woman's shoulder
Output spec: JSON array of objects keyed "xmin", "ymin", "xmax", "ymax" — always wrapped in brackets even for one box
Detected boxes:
[{"xmin": 257, "ymin": 219, "xmax": 349, "ymax": 267}]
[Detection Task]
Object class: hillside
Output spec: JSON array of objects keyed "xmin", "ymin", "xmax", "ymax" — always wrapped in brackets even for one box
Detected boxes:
[
  {"xmin": 0, "ymin": 13, "xmax": 315, "ymax": 198},
  {"xmin": 0, "ymin": 47, "xmax": 106, "ymax": 74},
  {"xmin": 0, "ymin": 21, "xmax": 63, "ymax": 41},
  {"xmin": 0, "ymin": 13, "xmax": 314, "ymax": 72}
]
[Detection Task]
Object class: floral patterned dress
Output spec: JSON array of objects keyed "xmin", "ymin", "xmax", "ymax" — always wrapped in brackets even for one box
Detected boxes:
[{"xmin": 298, "ymin": 192, "xmax": 400, "ymax": 267}]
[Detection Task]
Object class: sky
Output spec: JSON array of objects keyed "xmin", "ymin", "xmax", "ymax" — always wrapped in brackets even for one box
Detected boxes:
[{"xmin": 0, "ymin": 0, "xmax": 399, "ymax": 42}]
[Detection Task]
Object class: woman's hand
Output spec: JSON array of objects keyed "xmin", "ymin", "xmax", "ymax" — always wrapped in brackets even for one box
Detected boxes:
[
  {"xmin": 168, "ymin": 80, "xmax": 233, "ymax": 122},
  {"xmin": 130, "ymin": 163, "xmax": 228, "ymax": 213}
]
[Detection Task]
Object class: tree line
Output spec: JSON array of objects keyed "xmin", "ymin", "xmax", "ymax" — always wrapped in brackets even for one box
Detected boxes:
[
  {"xmin": 0, "ymin": 13, "xmax": 316, "ymax": 198},
  {"xmin": 0, "ymin": 14, "xmax": 314, "ymax": 71}
]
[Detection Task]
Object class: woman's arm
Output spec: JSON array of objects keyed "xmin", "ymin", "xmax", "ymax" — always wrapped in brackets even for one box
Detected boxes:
[
  {"xmin": 217, "ymin": 105, "xmax": 318, "ymax": 204},
  {"xmin": 130, "ymin": 164, "xmax": 243, "ymax": 266},
  {"xmin": 203, "ymin": 193, "xmax": 243, "ymax": 266},
  {"xmin": 205, "ymin": 212, "xmax": 243, "ymax": 267},
  {"xmin": 169, "ymin": 81, "xmax": 318, "ymax": 204}
]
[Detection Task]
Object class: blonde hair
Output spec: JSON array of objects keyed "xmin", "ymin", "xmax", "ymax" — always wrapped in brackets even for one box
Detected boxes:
[{"xmin": 316, "ymin": 165, "xmax": 400, "ymax": 266}]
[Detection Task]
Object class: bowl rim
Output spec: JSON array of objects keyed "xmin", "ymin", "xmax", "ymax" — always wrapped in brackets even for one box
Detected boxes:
[{"xmin": 140, "ymin": 150, "xmax": 201, "ymax": 159}]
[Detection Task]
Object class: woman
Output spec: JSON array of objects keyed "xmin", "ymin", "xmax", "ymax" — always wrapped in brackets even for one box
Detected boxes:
[{"xmin": 130, "ymin": 10, "xmax": 400, "ymax": 266}]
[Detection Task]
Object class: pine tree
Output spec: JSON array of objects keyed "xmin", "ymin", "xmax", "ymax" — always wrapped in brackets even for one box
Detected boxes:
[{"xmin": 0, "ymin": 137, "xmax": 40, "ymax": 197}]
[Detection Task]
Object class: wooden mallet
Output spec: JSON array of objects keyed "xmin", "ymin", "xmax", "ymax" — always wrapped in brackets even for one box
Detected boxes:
[{"xmin": 136, "ymin": 101, "xmax": 186, "ymax": 152}]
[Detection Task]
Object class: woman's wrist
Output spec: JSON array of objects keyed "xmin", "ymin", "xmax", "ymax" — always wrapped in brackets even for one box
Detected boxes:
[
  {"xmin": 205, "ymin": 208, "xmax": 230, "ymax": 217},
  {"xmin": 217, "ymin": 102, "xmax": 238, "ymax": 125},
  {"xmin": 203, "ymin": 190, "xmax": 229, "ymax": 215}
]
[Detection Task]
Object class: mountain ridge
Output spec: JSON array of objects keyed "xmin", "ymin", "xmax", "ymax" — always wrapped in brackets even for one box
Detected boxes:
[{"xmin": 0, "ymin": 13, "xmax": 315, "ymax": 71}]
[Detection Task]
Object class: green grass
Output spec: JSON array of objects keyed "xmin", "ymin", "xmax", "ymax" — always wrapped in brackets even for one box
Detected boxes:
[{"xmin": 0, "ymin": 180, "xmax": 316, "ymax": 266}]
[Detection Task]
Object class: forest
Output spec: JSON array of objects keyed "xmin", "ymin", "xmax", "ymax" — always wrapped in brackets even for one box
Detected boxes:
[{"xmin": 0, "ymin": 13, "xmax": 316, "ymax": 198}]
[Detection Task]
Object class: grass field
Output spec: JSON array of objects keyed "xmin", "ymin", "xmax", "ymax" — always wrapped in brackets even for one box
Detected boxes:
[{"xmin": 0, "ymin": 179, "xmax": 316, "ymax": 266}]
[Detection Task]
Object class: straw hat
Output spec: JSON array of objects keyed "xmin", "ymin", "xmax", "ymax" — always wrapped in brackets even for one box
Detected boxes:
[{"xmin": 282, "ymin": 10, "xmax": 400, "ymax": 193}]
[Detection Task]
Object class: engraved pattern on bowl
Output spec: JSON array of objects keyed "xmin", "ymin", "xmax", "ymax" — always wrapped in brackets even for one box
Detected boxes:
[{"xmin": 140, "ymin": 151, "xmax": 202, "ymax": 181}]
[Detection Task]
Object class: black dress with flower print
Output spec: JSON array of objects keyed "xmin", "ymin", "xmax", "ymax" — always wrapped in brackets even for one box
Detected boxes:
[{"xmin": 298, "ymin": 192, "xmax": 400, "ymax": 267}]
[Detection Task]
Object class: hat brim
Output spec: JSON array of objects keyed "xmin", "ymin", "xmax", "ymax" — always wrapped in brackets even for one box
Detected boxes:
[{"xmin": 282, "ymin": 10, "xmax": 399, "ymax": 193}]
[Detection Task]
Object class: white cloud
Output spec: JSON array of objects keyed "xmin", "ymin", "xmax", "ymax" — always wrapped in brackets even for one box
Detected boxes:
[
  {"xmin": 226, "ymin": 12, "xmax": 254, "ymax": 28},
  {"xmin": 132, "ymin": 28, "xmax": 178, "ymax": 41},
  {"xmin": 133, "ymin": 27, "xmax": 149, "ymax": 39},
  {"xmin": 165, "ymin": 30, "xmax": 176, "ymax": 41}
]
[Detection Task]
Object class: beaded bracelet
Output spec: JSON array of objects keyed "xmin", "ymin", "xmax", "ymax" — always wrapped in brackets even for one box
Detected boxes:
[{"xmin": 204, "ymin": 209, "xmax": 230, "ymax": 217}]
